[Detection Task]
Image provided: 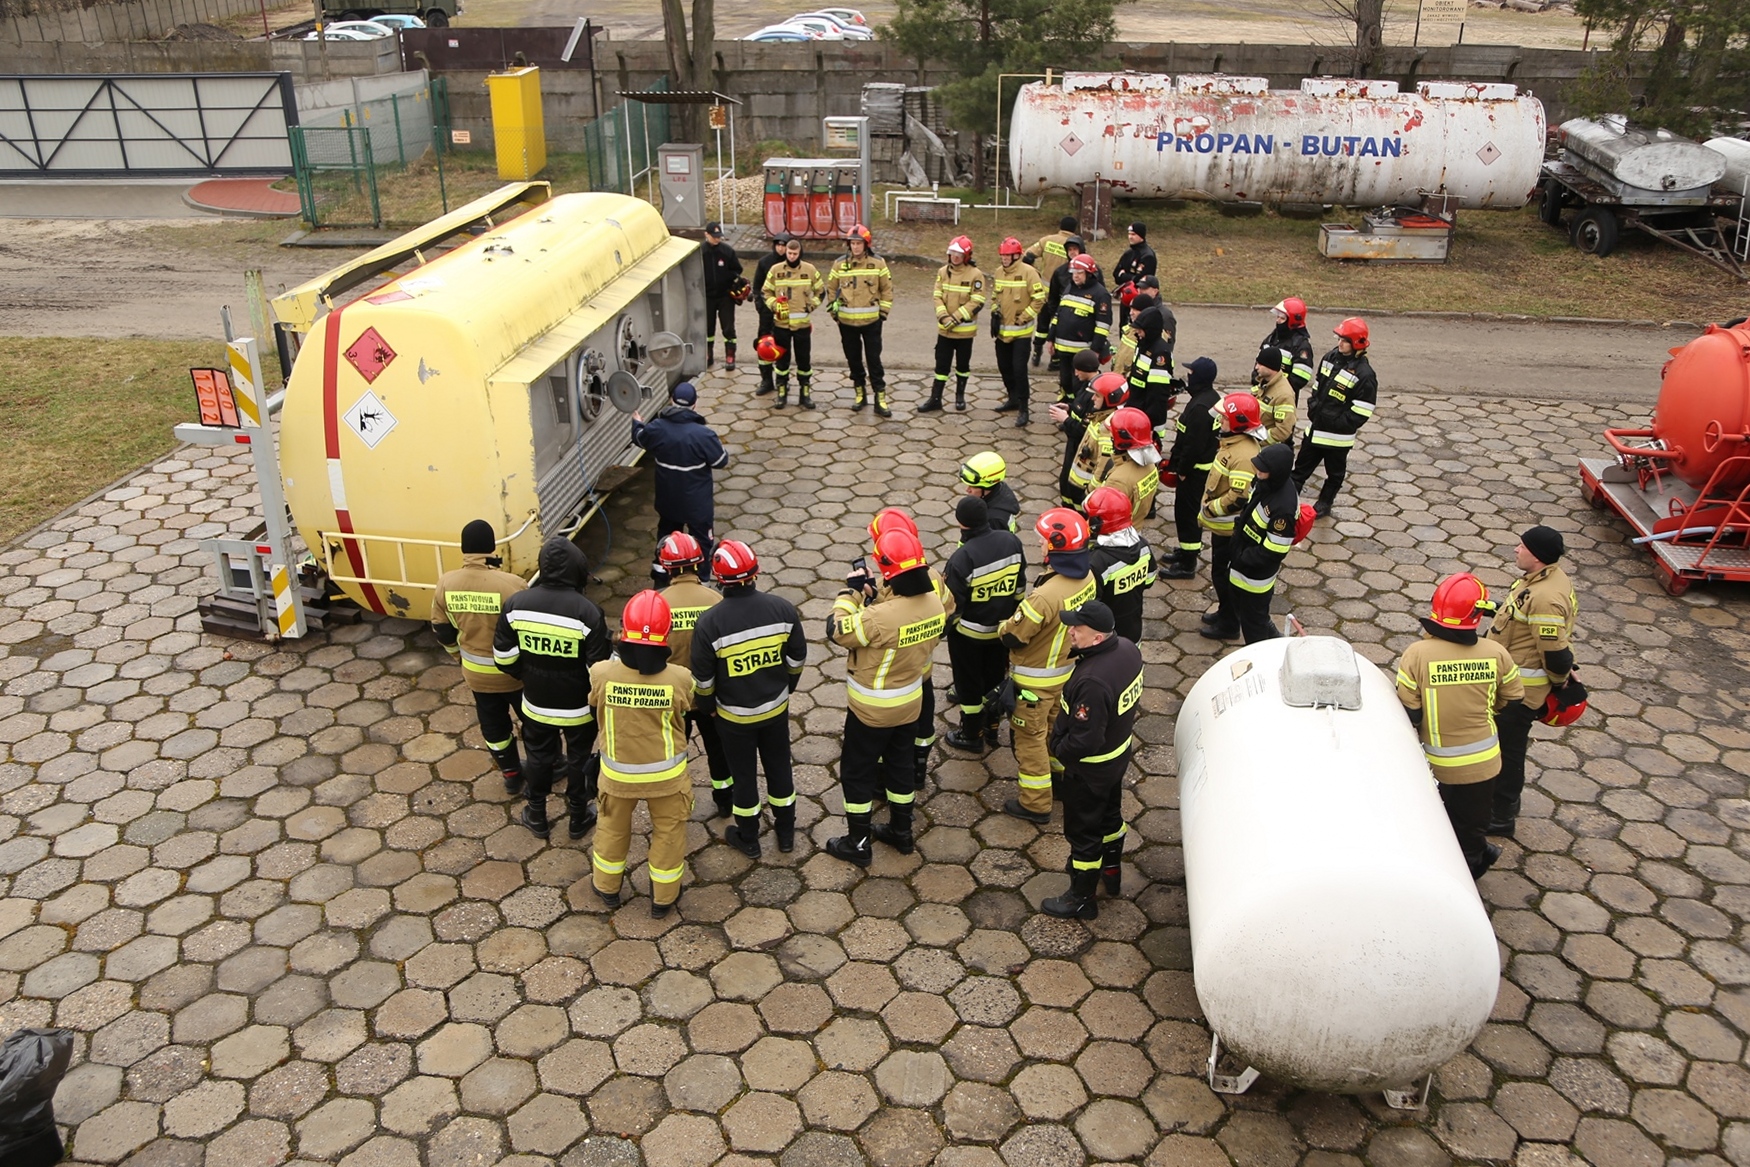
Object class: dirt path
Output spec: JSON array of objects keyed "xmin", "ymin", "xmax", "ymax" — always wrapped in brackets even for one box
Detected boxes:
[{"xmin": 0, "ymin": 216, "xmax": 1685, "ymax": 408}]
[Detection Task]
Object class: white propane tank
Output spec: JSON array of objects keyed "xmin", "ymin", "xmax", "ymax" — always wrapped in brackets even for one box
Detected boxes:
[
  {"xmin": 1559, "ymin": 116, "xmax": 1726, "ymax": 194},
  {"xmin": 1008, "ymin": 73, "xmax": 1546, "ymax": 210},
  {"xmin": 1706, "ymin": 136, "xmax": 1750, "ymax": 197},
  {"xmin": 1174, "ymin": 636, "xmax": 1500, "ymax": 1093}
]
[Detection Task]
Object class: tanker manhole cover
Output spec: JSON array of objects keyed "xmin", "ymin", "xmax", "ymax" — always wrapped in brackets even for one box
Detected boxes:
[
  {"xmin": 1476, "ymin": 141, "xmax": 1501, "ymax": 166},
  {"xmin": 1060, "ymin": 132, "xmax": 1084, "ymax": 156},
  {"xmin": 344, "ymin": 326, "xmax": 398, "ymax": 384}
]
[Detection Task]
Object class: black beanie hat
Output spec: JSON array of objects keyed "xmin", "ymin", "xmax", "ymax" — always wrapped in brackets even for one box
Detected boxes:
[
  {"xmin": 1059, "ymin": 215, "xmax": 1079, "ymax": 232},
  {"xmin": 1257, "ymin": 346, "xmax": 1290, "ymax": 373},
  {"xmin": 956, "ymin": 496, "xmax": 989, "ymax": 529},
  {"xmin": 1522, "ymin": 525, "xmax": 1564, "ymax": 564},
  {"xmin": 461, "ymin": 520, "xmax": 496, "ymax": 554},
  {"xmin": 1129, "ymin": 221, "xmax": 1147, "ymax": 239}
]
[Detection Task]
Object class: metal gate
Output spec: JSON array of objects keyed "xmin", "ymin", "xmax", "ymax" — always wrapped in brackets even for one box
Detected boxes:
[{"xmin": 0, "ymin": 73, "xmax": 297, "ymax": 176}]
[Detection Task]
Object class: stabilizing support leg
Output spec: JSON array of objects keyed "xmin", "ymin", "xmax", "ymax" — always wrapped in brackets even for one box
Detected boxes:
[
  {"xmin": 1382, "ymin": 1076, "xmax": 1434, "ymax": 1111},
  {"xmin": 1206, "ymin": 1034, "xmax": 1260, "ymax": 1096}
]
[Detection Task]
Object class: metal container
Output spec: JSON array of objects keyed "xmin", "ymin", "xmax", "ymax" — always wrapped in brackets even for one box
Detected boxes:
[
  {"xmin": 1175, "ymin": 636, "xmax": 1500, "ymax": 1093},
  {"xmin": 1008, "ymin": 74, "xmax": 1545, "ymax": 210},
  {"xmin": 1705, "ymin": 136, "xmax": 1750, "ymax": 197},
  {"xmin": 1645, "ymin": 322, "xmax": 1750, "ymax": 492},
  {"xmin": 1559, "ymin": 116, "xmax": 1725, "ymax": 195}
]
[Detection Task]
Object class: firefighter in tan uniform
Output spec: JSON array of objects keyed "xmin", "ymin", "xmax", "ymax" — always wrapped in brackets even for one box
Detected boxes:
[
  {"xmin": 1396, "ymin": 573, "xmax": 1525, "ymax": 878},
  {"xmin": 827, "ymin": 528, "xmax": 947, "ymax": 866},
  {"xmin": 866, "ymin": 508, "xmax": 955, "ymax": 782},
  {"xmin": 1198, "ymin": 394, "xmax": 1267, "ymax": 641},
  {"xmin": 1057, "ymin": 371, "xmax": 1128, "ymax": 506},
  {"xmin": 654, "ymin": 533, "xmax": 730, "ymax": 816},
  {"xmin": 991, "ymin": 236, "xmax": 1048, "ymax": 417},
  {"xmin": 1090, "ymin": 407, "xmax": 1162, "ymax": 527},
  {"xmin": 761, "ymin": 236, "xmax": 825, "ymax": 409},
  {"xmin": 1001, "ymin": 508, "xmax": 1098, "ymax": 824},
  {"xmin": 1025, "ymin": 215, "xmax": 1080, "ymax": 365},
  {"xmin": 924, "ymin": 235, "xmax": 988, "ymax": 413},
  {"xmin": 431, "ymin": 520, "xmax": 529, "ymax": 794},
  {"xmin": 1486, "ymin": 526, "xmax": 1581, "ymax": 837},
  {"xmin": 589, "ymin": 590, "xmax": 695, "ymax": 918},
  {"xmin": 1252, "ymin": 347, "xmax": 1298, "ymax": 446},
  {"xmin": 824, "ymin": 225, "xmax": 894, "ymax": 416}
]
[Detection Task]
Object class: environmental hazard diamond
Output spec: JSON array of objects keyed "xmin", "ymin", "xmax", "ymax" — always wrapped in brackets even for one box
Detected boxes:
[
  {"xmin": 341, "ymin": 390, "xmax": 398, "ymax": 449},
  {"xmin": 1060, "ymin": 132, "xmax": 1084, "ymax": 156},
  {"xmin": 1476, "ymin": 141, "xmax": 1501, "ymax": 166},
  {"xmin": 344, "ymin": 326, "xmax": 397, "ymax": 384}
]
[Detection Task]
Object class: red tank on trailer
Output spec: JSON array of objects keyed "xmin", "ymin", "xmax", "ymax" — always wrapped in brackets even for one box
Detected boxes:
[{"xmin": 1580, "ymin": 318, "xmax": 1750, "ymax": 594}]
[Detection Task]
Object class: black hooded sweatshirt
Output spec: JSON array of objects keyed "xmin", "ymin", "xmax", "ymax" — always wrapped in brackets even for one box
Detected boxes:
[
  {"xmin": 492, "ymin": 538, "xmax": 611, "ymax": 724},
  {"xmin": 1167, "ymin": 368, "xmax": 1222, "ymax": 481},
  {"xmin": 1229, "ymin": 443, "xmax": 1299, "ymax": 587}
]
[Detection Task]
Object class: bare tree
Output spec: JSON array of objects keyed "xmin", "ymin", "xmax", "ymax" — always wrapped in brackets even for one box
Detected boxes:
[
  {"xmin": 660, "ymin": 0, "xmax": 715, "ymax": 140},
  {"xmin": 1312, "ymin": 0, "xmax": 1386, "ymax": 75}
]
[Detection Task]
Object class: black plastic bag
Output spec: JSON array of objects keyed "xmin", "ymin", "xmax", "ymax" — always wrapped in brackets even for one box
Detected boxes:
[{"xmin": 0, "ymin": 1028, "xmax": 73, "ymax": 1167}]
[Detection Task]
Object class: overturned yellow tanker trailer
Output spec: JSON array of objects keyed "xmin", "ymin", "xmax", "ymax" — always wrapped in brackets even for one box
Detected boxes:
[{"xmin": 271, "ymin": 186, "xmax": 706, "ymax": 619}]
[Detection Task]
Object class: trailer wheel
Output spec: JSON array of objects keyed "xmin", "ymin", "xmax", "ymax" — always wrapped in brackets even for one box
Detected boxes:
[
  {"xmin": 1656, "ymin": 563, "xmax": 1691, "ymax": 597},
  {"xmin": 1539, "ymin": 181, "xmax": 1564, "ymax": 227},
  {"xmin": 1583, "ymin": 482, "xmax": 1607, "ymax": 511},
  {"xmin": 424, "ymin": 8, "xmax": 448, "ymax": 23},
  {"xmin": 1571, "ymin": 207, "xmax": 1619, "ymax": 257}
]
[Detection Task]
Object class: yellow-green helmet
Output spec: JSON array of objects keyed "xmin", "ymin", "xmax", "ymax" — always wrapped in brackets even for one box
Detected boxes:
[{"xmin": 959, "ymin": 451, "xmax": 1007, "ymax": 490}]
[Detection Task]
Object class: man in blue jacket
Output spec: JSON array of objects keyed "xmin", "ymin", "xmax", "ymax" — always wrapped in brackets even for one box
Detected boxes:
[{"xmin": 633, "ymin": 381, "xmax": 730, "ymax": 580}]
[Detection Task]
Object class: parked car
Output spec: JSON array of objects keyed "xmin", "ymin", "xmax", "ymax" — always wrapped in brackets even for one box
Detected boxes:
[
  {"xmin": 303, "ymin": 24, "xmax": 386, "ymax": 39},
  {"xmin": 782, "ymin": 15, "xmax": 868, "ymax": 38},
  {"xmin": 793, "ymin": 10, "xmax": 874, "ymax": 36},
  {"xmin": 745, "ymin": 23, "xmax": 830, "ymax": 40},
  {"xmin": 316, "ymin": 18, "xmax": 396, "ymax": 36},
  {"xmin": 815, "ymin": 6, "xmax": 867, "ymax": 24},
  {"xmin": 366, "ymin": 13, "xmax": 425, "ymax": 28}
]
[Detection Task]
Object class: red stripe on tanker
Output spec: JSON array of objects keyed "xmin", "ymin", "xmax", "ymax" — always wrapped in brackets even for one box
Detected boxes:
[{"xmin": 1008, "ymin": 73, "xmax": 1546, "ymax": 210}]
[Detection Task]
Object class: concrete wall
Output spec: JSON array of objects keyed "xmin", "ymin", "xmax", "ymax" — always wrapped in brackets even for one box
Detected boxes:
[
  {"xmin": 4, "ymin": 0, "xmax": 269, "ymax": 44},
  {"xmin": 436, "ymin": 39, "xmax": 1635, "ymax": 160},
  {"xmin": 0, "ymin": 36, "xmax": 401, "ymax": 79}
]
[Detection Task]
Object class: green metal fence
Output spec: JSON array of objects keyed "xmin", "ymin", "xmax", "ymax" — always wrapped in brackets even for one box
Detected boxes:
[
  {"xmin": 289, "ymin": 77, "xmax": 454, "ymax": 229},
  {"xmin": 582, "ymin": 78, "xmax": 671, "ymax": 195}
]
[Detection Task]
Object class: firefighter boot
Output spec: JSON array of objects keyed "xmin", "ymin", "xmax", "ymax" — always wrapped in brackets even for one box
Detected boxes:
[
  {"xmin": 914, "ymin": 743, "xmax": 932, "ymax": 789},
  {"xmin": 1016, "ymin": 404, "xmax": 1030, "ymax": 427},
  {"xmin": 945, "ymin": 710, "xmax": 986, "ymax": 752},
  {"xmin": 1101, "ymin": 838, "xmax": 1125, "ymax": 896},
  {"xmin": 489, "ymin": 743, "xmax": 523, "ymax": 797},
  {"xmin": 917, "ymin": 382, "xmax": 945, "ymax": 413},
  {"xmin": 872, "ymin": 803, "xmax": 914, "ymax": 855},
  {"xmin": 874, "ymin": 387, "xmax": 892, "ymax": 419},
  {"xmin": 1160, "ymin": 549, "xmax": 1198, "ymax": 580},
  {"xmin": 725, "ymin": 813, "xmax": 761, "ymax": 859},
  {"xmin": 520, "ymin": 797, "xmax": 551, "ymax": 840},
  {"xmin": 826, "ymin": 812, "xmax": 873, "ymax": 868},
  {"xmin": 1031, "ymin": 340, "xmax": 1044, "ymax": 368},
  {"xmin": 756, "ymin": 363, "xmax": 776, "ymax": 396},
  {"xmin": 954, "ymin": 375, "xmax": 969, "ymax": 412},
  {"xmin": 711, "ymin": 788, "xmax": 735, "ymax": 819},
  {"xmin": 1042, "ymin": 868, "xmax": 1101, "ymax": 919},
  {"xmin": 774, "ymin": 377, "xmax": 789, "ymax": 409},
  {"xmin": 851, "ymin": 383, "xmax": 868, "ymax": 412},
  {"xmin": 773, "ymin": 805, "xmax": 797, "ymax": 853},
  {"xmin": 724, "ymin": 342, "xmax": 736, "ymax": 371},
  {"xmin": 799, "ymin": 374, "xmax": 816, "ymax": 410},
  {"xmin": 985, "ymin": 717, "xmax": 1002, "ymax": 750},
  {"xmin": 705, "ymin": 341, "xmax": 715, "ymax": 368},
  {"xmin": 995, "ymin": 395, "xmax": 1021, "ymax": 413},
  {"xmin": 566, "ymin": 755, "xmax": 599, "ymax": 840}
]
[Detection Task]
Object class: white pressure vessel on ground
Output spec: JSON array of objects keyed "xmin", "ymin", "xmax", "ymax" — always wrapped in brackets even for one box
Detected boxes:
[
  {"xmin": 1706, "ymin": 136, "xmax": 1750, "ymax": 197},
  {"xmin": 1557, "ymin": 116, "xmax": 1726, "ymax": 193},
  {"xmin": 1174, "ymin": 636, "xmax": 1500, "ymax": 1093},
  {"xmin": 1007, "ymin": 73, "xmax": 1546, "ymax": 210}
]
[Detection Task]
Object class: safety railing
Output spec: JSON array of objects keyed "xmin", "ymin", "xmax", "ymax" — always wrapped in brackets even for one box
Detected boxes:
[{"xmin": 316, "ymin": 513, "xmax": 538, "ymax": 594}]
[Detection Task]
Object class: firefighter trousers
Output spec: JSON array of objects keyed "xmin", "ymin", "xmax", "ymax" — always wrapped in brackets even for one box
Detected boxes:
[
  {"xmin": 522, "ymin": 720, "xmax": 597, "ymax": 810},
  {"xmin": 946, "ymin": 627, "xmax": 1009, "ymax": 718},
  {"xmin": 993, "ymin": 337, "xmax": 1031, "ymax": 405},
  {"xmin": 1490, "ymin": 701, "xmax": 1539, "ymax": 825},
  {"xmin": 1293, "ymin": 436, "xmax": 1352, "ymax": 507},
  {"xmin": 593, "ymin": 789, "xmax": 692, "ymax": 905},
  {"xmin": 1061, "ymin": 763, "xmax": 1126, "ymax": 871},
  {"xmin": 1439, "ymin": 778, "xmax": 1496, "ymax": 877},
  {"xmin": 1229, "ymin": 579, "xmax": 1281, "ymax": 644},
  {"xmin": 685, "ymin": 710, "xmax": 730, "ymax": 796},
  {"xmin": 1012, "ymin": 681, "xmax": 1065, "ymax": 814},
  {"xmin": 1173, "ymin": 478, "xmax": 1204, "ymax": 555},
  {"xmin": 1208, "ymin": 535, "xmax": 1235, "ymax": 627},
  {"xmin": 774, "ymin": 327, "xmax": 812, "ymax": 381},
  {"xmin": 837, "ymin": 321, "xmax": 885, "ymax": 389},
  {"xmin": 933, "ymin": 336, "xmax": 973, "ymax": 395},
  {"xmin": 717, "ymin": 714, "xmax": 795, "ymax": 820},
  {"xmin": 705, "ymin": 296, "xmax": 736, "ymax": 346},
  {"xmin": 840, "ymin": 711, "xmax": 915, "ymax": 816},
  {"xmin": 471, "ymin": 689, "xmax": 520, "ymax": 762}
]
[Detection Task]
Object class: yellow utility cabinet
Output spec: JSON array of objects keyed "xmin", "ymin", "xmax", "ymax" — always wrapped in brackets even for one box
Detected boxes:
[{"xmin": 488, "ymin": 66, "xmax": 547, "ymax": 180}]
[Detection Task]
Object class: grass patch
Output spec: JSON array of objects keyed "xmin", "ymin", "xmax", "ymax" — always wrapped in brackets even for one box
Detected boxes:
[
  {"xmin": 0, "ymin": 338, "xmax": 228, "ymax": 546},
  {"xmin": 300, "ymin": 148, "xmax": 594, "ymax": 229},
  {"xmin": 872, "ymin": 195, "xmax": 1748, "ymax": 321}
]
